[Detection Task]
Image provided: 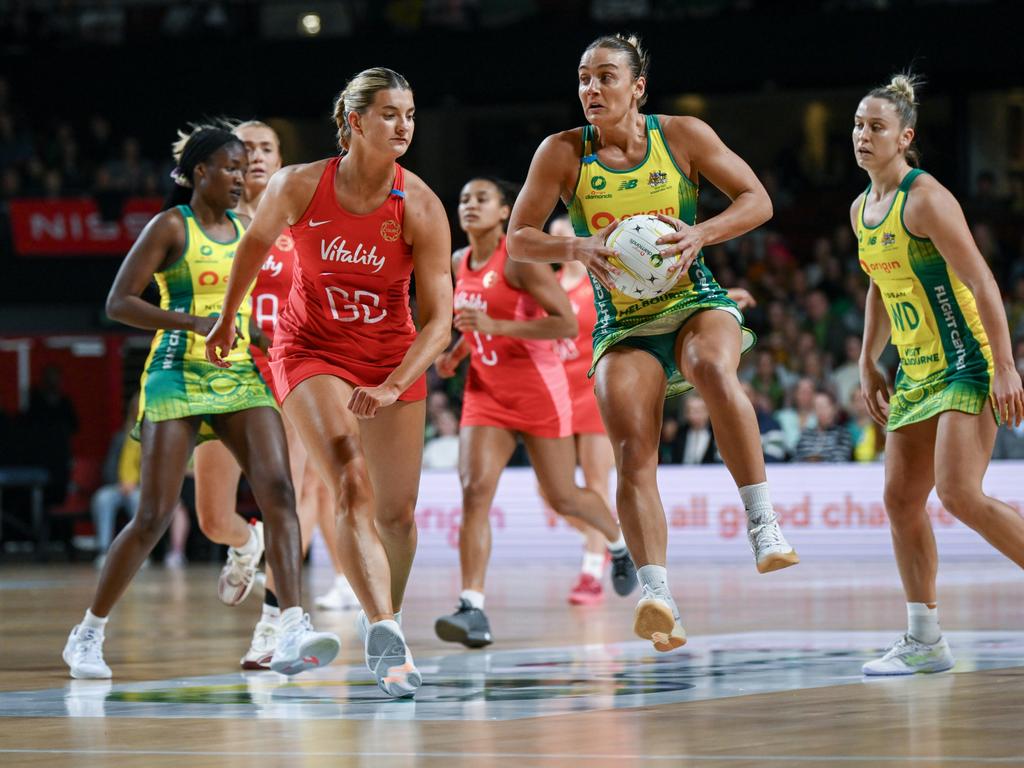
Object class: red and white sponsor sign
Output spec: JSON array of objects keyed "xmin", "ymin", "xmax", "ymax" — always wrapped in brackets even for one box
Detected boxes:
[
  {"xmin": 9, "ymin": 197, "xmax": 162, "ymax": 256},
  {"xmin": 311, "ymin": 463, "xmax": 1024, "ymax": 565}
]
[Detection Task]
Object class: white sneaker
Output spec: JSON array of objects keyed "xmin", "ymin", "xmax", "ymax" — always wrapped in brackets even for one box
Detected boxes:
[
  {"xmin": 862, "ymin": 634, "xmax": 955, "ymax": 676},
  {"xmin": 633, "ymin": 586, "xmax": 686, "ymax": 653},
  {"xmin": 240, "ymin": 619, "xmax": 278, "ymax": 670},
  {"xmin": 218, "ymin": 522, "xmax": 264, "ymax": 606},
  {"xmin": 365, "ymin": 619, "xmax": 420, "ymax": 698},
  {"xmin": 269, "ymin": 613, "xmax": 340, "ymax": 676},
  {"xmin": 747, "ymin": 514, "xmax": 799, "ymax": 573},
  {"xmin": 315, "ymin": 579, "xmax": 360, "ymax": 611},
  {"xmin": 63, "ymin": 625, "xmax": 112, "ymax": 679}
]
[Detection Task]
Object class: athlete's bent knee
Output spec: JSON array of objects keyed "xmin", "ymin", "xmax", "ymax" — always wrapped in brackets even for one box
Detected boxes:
[
  {"xmin": 686, "ymin": 355, "xmax": 731, "ymax": 393},
  {"xmin": 935, "ymin": 482, "xmax": 983, "ymax": 527}
]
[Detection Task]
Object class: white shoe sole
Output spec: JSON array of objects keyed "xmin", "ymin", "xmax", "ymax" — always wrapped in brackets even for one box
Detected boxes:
[
  {"xmin": 63, "ymin": 649, "xmax": 111, "ymax": 679},
  {"xmin": 862, "ymin": 658, "xmax": 955, "ymax": 676},
  {"xmin": 270, "ymin": 634, "xmax": 340, "ymax": 676}
]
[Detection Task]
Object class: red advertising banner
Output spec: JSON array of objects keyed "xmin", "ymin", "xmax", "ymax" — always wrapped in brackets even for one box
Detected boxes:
[{"xmin": 9, "ymin": 197, "xmax": 162, "ymax": 256}]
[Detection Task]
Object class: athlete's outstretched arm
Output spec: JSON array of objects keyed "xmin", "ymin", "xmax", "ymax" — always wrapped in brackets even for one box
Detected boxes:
[
  {"xmin": 206, "ymin": 169, "xmax": 296, "ymax": 367},
  {"xmin": 348, "ymin": 181, "xmax": 453, "ymax": 418},
  {"xmin": 656, "ymin": 117, "xmax": 772, "ymax": 271},
  {"xmin": 106, "ymin": 210, "xmax": 204, "ymax": 332},
  {"xmin": 506, "ymin": 133, "xmax": 620, "ymax": 290},
  {"xmin": 905, "ymin": 179, "xmax": 1024, "ymax": 425},
  {"xmin": 456, "ymin": 260, "xmax": 577, "ymax": 341}
]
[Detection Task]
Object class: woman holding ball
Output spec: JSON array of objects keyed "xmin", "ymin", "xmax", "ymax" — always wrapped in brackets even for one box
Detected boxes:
[{"xmin": 507, "ymin": 33, "xmax": 797, "ymax": 653}]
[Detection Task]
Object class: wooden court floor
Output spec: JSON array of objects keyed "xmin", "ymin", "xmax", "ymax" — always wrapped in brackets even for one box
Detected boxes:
[{"xmin": 1, "ymin": 559, "xmax": 1023, "ymax": 767}]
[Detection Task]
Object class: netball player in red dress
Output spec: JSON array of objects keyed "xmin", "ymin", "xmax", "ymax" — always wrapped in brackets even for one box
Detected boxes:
[
  {"xmin": 432, "ymin": 178, "xmax": 635, "ymax": 649},
  {"xmin": 548, "ymin": 214, "xmax": 619, "ymax": 606},
  {"xmin": 207, "ymin": 68, "xmax": 453, "ymax": 698},
  {"xmin": 192, "ymin": 121, "xmax": 357, "ymax": 672}
]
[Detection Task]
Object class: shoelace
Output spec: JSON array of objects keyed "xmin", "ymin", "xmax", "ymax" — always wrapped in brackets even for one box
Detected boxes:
[
  {"xmin": 611, "ymin": 553, "xmax": 632, "ymax": 579},
  {"xmin": 882, "ymin": 634, "xmax": 928, "ymax": 659},
  {"xmin": 749, "ymin": 520, "xmax": 786, "ymax": 550},
  {"xmin": 75, "ymin": 629, "xmax": 104, "ymax": 663}
]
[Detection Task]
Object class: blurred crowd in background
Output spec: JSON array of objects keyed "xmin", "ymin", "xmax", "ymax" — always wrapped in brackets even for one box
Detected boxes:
[{"xmin": 2, "ymin": 66, "xmax": 1024, "ymax": 483}]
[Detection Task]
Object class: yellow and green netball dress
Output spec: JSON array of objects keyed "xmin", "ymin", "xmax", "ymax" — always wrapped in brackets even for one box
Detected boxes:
[
  {"xmin": 136, "ymin": 205, "xmax": 276, "ymax": 441},
  {"xmin": 857, "ymin": 169, "xmax": 994, "ymax": 430},
  {"xmin": 568, "ymin": 114, "xmax": 755, "ymax": 398}
]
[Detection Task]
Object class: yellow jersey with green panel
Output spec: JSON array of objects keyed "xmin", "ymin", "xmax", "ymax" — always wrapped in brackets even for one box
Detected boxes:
[
  {"xmin": 568, "ymin": 114, "xmax": 755, "ymax": 398},
  {"xmin": 857, "ymin": 168, "xmax": 994, "ymax": 430},
  {"xmin": 136, "ymin": 205, "xmax": 276, "ymax": 441}
]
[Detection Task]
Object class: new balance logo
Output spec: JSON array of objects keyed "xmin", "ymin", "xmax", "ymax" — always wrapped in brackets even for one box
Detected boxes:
[
  {"xmin": 308, "ymin": 218, "xmax": 331, "ymax": 228},
  {"xmin": 321, "ymin": 236, "xmax": 386, "ymax": 273}
]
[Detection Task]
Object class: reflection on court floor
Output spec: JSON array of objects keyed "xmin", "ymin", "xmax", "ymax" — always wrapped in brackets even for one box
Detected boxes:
[{"xmin": 5, "ymin": 631, "xmax": 1024, "ymax": 722}]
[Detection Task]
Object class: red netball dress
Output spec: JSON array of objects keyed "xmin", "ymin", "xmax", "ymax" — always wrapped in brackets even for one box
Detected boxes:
[
  {"xmin": 455, "ymin": 236, "xmax": 571, "ymax": 438},
  {"xmin": 250, "ymin": 228, "xmax": 295, "ymax": 402},
  {"xmin": 556, "ymin": 274, "xmax": 605, "ymax": 435},
  {"xmin": 270, "ymin": 157, "xmax": 425, "ymax": 402}
]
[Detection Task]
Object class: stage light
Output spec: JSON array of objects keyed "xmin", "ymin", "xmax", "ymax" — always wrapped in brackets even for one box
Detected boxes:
[{"xmin": 299, "ymin": 12, "xmax": 321, "ymax": 36}]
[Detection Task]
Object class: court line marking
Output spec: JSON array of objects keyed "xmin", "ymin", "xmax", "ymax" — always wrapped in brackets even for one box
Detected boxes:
[{"xmin": 0, "ymin": 750, "xmax": 1021, "ymax": 763}]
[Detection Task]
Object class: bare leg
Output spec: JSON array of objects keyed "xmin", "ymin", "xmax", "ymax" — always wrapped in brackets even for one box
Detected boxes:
[
  {"xmin": 522, "ymin": 433, "xmax": 620, "ymax": 541},
  {"xmin": 167, "ymin": 501, "xmax": 190, "ymax": 559},
  {"xmin": 577, "ymin": 432, "xmax": 616, "ymax": 555},
  {"xmin": 883, "ymin": 419, "xmax": 939, "ymax": 604},
  {"xmin": 360, "ymin": 398, "xmax": 427, "ymax": 611},
  {"xmin": 284, "ymin": 376, "xmax": 392, "ymax": 621},
  {"xmin": 594, "ymin": 347, "xmax": 668, "ymax": 567},
  {"xmin": 90, "ymin": 418, "xmax": 198, "ymax": 616},
  {"xmin": 675, "ymin": 311, "xmax": 765, "ymax": 487},
  {"xmin": 456, "ymin": 425, "xmax": 517, "ymax": 592},
  {"xmin": 193, "ymin": 440, "xmax": 248, "ymax": 548},
  {"xmin": 265, "ymin": 413, "xmax": 320, "ymax": 595},
  {"xmin": 214, "ymin": 407, "xmax": 301, "ymax": 609},
  {"xmin": 934, "ymin": 410, "xmax": 1024, "ymax": 567}
]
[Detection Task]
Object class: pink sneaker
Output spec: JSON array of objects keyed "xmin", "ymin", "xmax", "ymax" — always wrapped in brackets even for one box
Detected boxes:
[{"xmin": 568, "ymin": 573, "xmax": 605, "ymax": 606}]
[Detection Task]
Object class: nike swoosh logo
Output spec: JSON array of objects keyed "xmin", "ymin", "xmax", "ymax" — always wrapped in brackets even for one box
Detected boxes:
[{"xmin": 309, "ymin": 219, "xmax": 331, "ymax": 227}]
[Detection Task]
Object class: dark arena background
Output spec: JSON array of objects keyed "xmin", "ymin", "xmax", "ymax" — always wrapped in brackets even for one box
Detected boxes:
[{"xmin": 2, "ymin": 1, "xmax": 1024, "ymax": 765}]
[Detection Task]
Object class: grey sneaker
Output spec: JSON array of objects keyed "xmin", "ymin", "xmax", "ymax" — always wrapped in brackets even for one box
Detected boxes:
[
  {"xmin": 365, "ymin": 619, "xmax": 421, "ymax": 698},
  {"xmin": 862, "ymin": 634, "xmax": 955, "ymax": 676},
  {"xmin": 435, "ymin": 599, "xmax": 493, "ymax": 648},
  {"xmin": 610, "ymin": 549, "xmax": 638, "ymax": 596}
]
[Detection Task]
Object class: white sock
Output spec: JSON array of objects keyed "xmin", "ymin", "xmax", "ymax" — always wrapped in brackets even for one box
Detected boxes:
[
  {"xmin": 582, "ymin": 552, "xmax": 605, "ymax": 579},
  {"xmin": 370, "ymin": 618, "xmax": 402, "ymax": 639},
  {"xmin": 460, "ymin": 589, "xmax": 485, "ymax": 610},
  {"xmin": 606, "ymin": 532, "xmax": 627, "ymax": 555},
  {"xmin": 233, "ymin": 526, "xmax": 259, "ymax": 556},
  {"xmin": 739, "ymin": 482, "xmax": 774, "ymax": 527},
  {"xmin": 636, "ymin": 565, "xmax": 679, "ymax": 619},
  {"xmin": 394, "ymin": 609, "xmax": 402, "ymax": 626},
  {"xmin": 279, "ymin": 606, "xmax": 304, "ymax": 629},
  {"xmin": 82, "ymin": 609, "xmax": 108, "ymax": 632},
  {"xmin": 908, "ymin": 602, "xmax": 941, "ymax": 644},
  {"xmin": 261, "ymin": 604, "xmax": 280, "ymax": 624}
]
